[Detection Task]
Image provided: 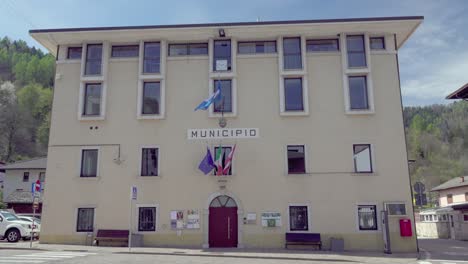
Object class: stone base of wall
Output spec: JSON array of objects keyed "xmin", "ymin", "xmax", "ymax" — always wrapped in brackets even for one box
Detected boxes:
[{"xmin": 40, "ymin": 232, "xmax": 417, "ymax": 253}]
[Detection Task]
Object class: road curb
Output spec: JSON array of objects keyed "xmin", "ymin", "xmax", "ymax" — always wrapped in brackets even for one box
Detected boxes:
[{"xmin": 0, "ymin": 246, "xmax": 47, "ymax": 251}]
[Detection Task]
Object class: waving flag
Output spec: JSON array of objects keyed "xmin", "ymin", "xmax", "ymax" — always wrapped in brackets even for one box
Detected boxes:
[
  {"xmin": 194, "ymin": 82, "xmax": 222, "ymax": 111},
  {"xmin": 198, "ymin": 147, "xmax": 215, "ymax": 175},
  {"xmin": 222, "ymin": 144, "xmax": 236, "ymax": 175},
  {"xmin": 214, "ymin": 146, "xmax": 224, "ymax": 176}
]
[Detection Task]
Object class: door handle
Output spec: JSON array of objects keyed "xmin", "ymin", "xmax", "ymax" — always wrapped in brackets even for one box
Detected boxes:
[{"xmin": 227, "ymin": 217, "xmax": 230, "ymax": 240}]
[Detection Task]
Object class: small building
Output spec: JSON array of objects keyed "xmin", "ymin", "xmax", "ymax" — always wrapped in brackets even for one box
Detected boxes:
[
  {"xmin": 2, "ymin": 158, "xmax": 47, "ymax": 214},
  {"xmin": 417, "ymin": 176, "xmax": 468, "ymax": 240}
]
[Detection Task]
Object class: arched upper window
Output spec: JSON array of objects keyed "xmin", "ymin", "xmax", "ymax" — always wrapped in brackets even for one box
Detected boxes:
[{"xmin": 209, "ymin": 195, "xmax": 237, "ymax": 208}]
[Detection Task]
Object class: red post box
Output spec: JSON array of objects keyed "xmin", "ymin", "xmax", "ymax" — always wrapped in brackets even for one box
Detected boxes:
[{"xmin": 399, "ymin": 218, "xmax": 412, "ymax": 237}]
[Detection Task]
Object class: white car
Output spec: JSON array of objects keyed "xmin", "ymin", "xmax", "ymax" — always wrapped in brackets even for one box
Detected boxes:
[
  {"xmin": 0, "ymin": 211, "xmax": 35, "ymax": 242},
  {"xmin": 17, "ymin": 216, "xmax": 41, "ymax": 240}
]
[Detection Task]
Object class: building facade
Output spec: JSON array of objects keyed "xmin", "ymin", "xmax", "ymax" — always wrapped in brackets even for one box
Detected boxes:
[
  {"xmin": 31, "ymin": 16, "xmax": 422, "ymax": 251},
  {"xmin": 2, "ymin": 158, "xmax": 46, "ymax": 214}
]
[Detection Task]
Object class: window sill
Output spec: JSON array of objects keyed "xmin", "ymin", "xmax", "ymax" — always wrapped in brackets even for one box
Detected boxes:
[
  {"xmin": 75, "ymin": 176, "xmax": 101, "ymax": 180},
  {"xmin": 79, "ymin": 115, "xmax": 105, "ymax": 121},
  {"xmin": 281, "ymin": 70, "xmax": 306, "ymax": 76},
  {"xmin": 140, "ymin": 74, "xmax": 163, "ymax": 80},
  {"xmin": 306, "ymin": 52, "xmax": 341, "ymax": 56},
  {"xmin": 237, "ymin": 53, "xmax": 278, "ymax": 59},
  {"xmin": 57, "ymin": 59, "xmax": 81, "ymax": 64},
  {"xmin": 351, "ymin": 172, "xmax": 377, "ymax": 176},
  {"xmin": 81, "ymin": 75, "xmax": 104, "ymax": 82},
  {"xmin": 137, "ymin": 114, "xmax": 165, "ymax": 120},
  {"xmin": 137, "ymin": 175, "xmax": 161, "ymax": 179},
  {"xmin": 286, "ymin": 172, "xmax": 311, "ymax": 176},
  {"xmin": 109, "ymin": 57, "xmax": 139, "ymax": 62},
  {"xmin": 167, "ymin": 55, "xmax": 208, "ymax": 61},
  {"xmin": 209, "ymin": 72, "xmax": 235, "ymax": 78},
  {"xmin": 280, "ymin": 111, "xmax": 309, "ymax": 117},
  {"xmin": 208, "ymin": 112, "xmax": 237, "ymax": 118},
  {"xmin": 345, "ymin": 110, "xmax": 375, "ymax": 115},
  {"xmin": 345, "ymin": 68, "xmax": 370, "ymax": 75}
]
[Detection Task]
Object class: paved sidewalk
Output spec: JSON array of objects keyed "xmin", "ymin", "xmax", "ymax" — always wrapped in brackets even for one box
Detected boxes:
[
  {"xmin": 0, "ymin": 241, "xmax": 420, "ymax": 263},
  {"xmin": 418, "ymin": 238, "xmax": 468, "ymax": 262}
]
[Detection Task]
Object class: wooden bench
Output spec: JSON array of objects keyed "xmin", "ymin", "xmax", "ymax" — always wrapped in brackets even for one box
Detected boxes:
[
  {"xmin": 95, "ymin": 229, "xmax": 129, "ymax": 247},
  {"xmin": 285, "ymin": 233, "xmax": 322, "ymax": 250}
]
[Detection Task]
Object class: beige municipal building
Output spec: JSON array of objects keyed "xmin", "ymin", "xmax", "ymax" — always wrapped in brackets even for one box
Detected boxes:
[{"xmin": 30, "ymin": 16, "xmax": 423, "ymax": 252}]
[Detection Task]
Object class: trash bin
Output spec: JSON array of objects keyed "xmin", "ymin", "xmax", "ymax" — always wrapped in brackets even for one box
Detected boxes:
[{"xmin": 330, "ymin": 237, "xmax": 344, "ymax": 252}]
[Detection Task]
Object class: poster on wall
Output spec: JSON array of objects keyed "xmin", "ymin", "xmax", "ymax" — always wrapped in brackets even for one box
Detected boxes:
[
  {"xmin": 261, "ymin": 212, "xmax": 281, "ymax": 227},
  {"xmin": 171, "ymin": 210, "xmax": 184, "ymax": 229},
  {"xmin": 186, "ymin": 209, "xmax": 200, "ymax": 229}
]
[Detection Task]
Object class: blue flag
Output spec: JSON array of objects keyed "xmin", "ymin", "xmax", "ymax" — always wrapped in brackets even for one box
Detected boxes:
[
  {"xmin": 198, "ymin": 147, "xmax": 215, "ymax": 175},
  {"xmin": 194, "ymin": 82, "xmax": 222, "ymax": 111}
]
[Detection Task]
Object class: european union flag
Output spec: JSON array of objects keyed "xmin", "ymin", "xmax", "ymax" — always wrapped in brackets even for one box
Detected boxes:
[{"xmin": 198, "ymin": 147, "xmax": 215, "ymax": 174}]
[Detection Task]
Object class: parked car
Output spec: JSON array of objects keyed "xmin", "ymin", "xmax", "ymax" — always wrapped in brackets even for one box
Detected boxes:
[
  {"xmin": 0, "ymin": 211, "xmax": 36, "ymax": 242},
  {"xmin": 17, "ymin": 215, "xmax": 41, "ymax": 240}
]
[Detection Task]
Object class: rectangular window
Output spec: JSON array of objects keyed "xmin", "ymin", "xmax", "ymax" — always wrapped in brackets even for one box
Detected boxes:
[
  {"xmin": 213, "ymin": 146, "xmax": 233, "ymax": 175},
  {"xmin": 353, "ymin": 144, "xmax": 373, "ymax": 173},
  {"xmin": 39, "ymin": 172, "xmax": 45, "ymax": 182},
  {"xmin": 23, "ymin": 172, "xmax": 29, "ymax": 182},
  {"xmin": 287, "ymin": 145, "xmax": 306, "ymax": 174},
  {"xmin": 138, "ymin": 207, "xmax": 156, "ymax": 231},
  {"xmin": 168, "ymin": 43, "xmax": 208, "ymax": 56},
  {"xmin": 465, "ymin": 192, "xmax": 468, "ymax": 201},
  {"xmin": 83, "ymin": 83, "xmax": 102, "ymax": 116},
  {"xmin": 289, "ymin": 206, "xmax": 308, "ymax": 231},
  {"xmin": 348, "ymin": 76, "xmax": 369, "ymax": 110},
  {"xmin": 141, "ymin": 148, "xmax": 158, "ymax": 176},
  {"xmin": 370, "ymin": 37, "xmax": 385, "ymax": 50},
  {"xmin": 85, "ymin": 44, "xmax": 102, "ymax": 75},
  {"xmin": 284, "ymin": 78, "xmax": 303, "ymax": 111},
  {"xmin": 80, "ymin": 149, "xmax": 98, "ymax": 177},
  {"xmin": 464, "ymin": 215, "xmax": 468, "ymax": 222},
  {"xmin": 111, "ymin": 45, "xmax": 139, "ymax": 57},
  {"xmin": 347, "ymin": 35, "xmax": 366, "ymax": 68},
  {"xmin": 213, "ymin": 40, "xmax": 231, "ymax": 71},
  {"xmin": 238, "ymin": 41, "xmax": 276, "ymax": 54},
  {"xmin": 306, "ymin": 39, "xmax": 339, "ymax": 52},
  {"xmin": 76, "ymin": 208, "xmax": 94, "ymax": 232},
  {"xmin": 67, "ymin": 47, "xmax": 82, "ymax": 59},
  {"xmin": 447, "ymin": 194, "xmax": 453, "ymax": 204},
  {"xmin": 283, "ymin": 37, "xmax": 302, "ymax": 70},
  {"xmin": 143, "ymin": 42, "xmax": 160, "ymax": 73},
  {"xmin": 385, "ymin": 203, "xmax": 406, "ymax": 216},
  {"xmin": 141, "ymin": 82, "xmax": 161, "ymax": 115},
  {"xmin": 213, "ymin": 80, "xmax": 232, "ymax": 113},
  {"xmin": 358, "ymin": 205, "xmax": 377, "ymax": 230}
]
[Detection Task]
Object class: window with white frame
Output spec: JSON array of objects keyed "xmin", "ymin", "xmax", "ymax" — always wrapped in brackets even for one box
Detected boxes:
[
  {"xmin": 283, "ymin": 37, "xmax": 302, "ymax": 70},
  {"xmin": 213, "ymin": 80, "xmax": 232, "ymax": 113},
  {"xmin": 76, "ymin": 208, "xmax": 94, "ymax": 232},
  {"xmin": 238, "ymin": 41, "xmax": 276, "ymax": 54},
  {"xmin": 141, "ymin": 82, "xmax": 161, "ymax": 115},
  {"xmin": 213, "ymin": 40, "xmax": 231, "ymax": 71},
  {"xmin": 353, "ymin": 144, "xmax": 373, "ymax": 173},
  {"xmin": 306, "ymin": 39, "xmax": 339, "ymax": 52},
  {"xmin": 141, "ymin": 147, "xmax": 159, "ymax": 176},
  {"xmin": 357, "ymin": 205, "xmax": 377, "ymax": 230},
  {"xmin": 80, "ymin": 149, "xmax": 98, "ymax": 177},
  {"xmin": 287, "ymin": 145, "xmax": 306, "ymax": 174},
  {"xmin": 143, "ymin": 42, "xmax": 161, "ymax": 73},
  {"xmin": 111, "ymin": 45, "xmax": 139, "ymax": 58},
  {"xmin": 68, "ymin": 47, "xmax": 82, "ymax": 60},
  {"xmin": 289, "ymin": 205, "xmax": 308, "ymax": 231},
  {"xmin": 284, "ymin": 78, "xmax": 304, "ymax": 111},
  {"xmin": 348, "ymin": 76, "xmax": 369, "ymax": 110},
  {"xmin": 370, "ymin": 37, "xmax": 385, "ymax": 50},
  {"xmin": 23, "ymin": 172, "xmax": 29, "ymax": 182},
  {"xmin": 385, "ymin": 203, "xmax": 406, "ymax": 216},
  {"xmin": 39, "ymin": 172, "xmax": 45, "ymax": 182},
  {"xmin": 138, "ymin": 207, "xmax": 156, "ymax": 231},
  {"xmin": 346, "ymin": 35, "xmax": 366, "ymax": 68},
  {"xmin": 85, "ymin": 44, "xmax": 102, "ymax": 75},
  {"xmin": 82, "ymin": 83, "xmax": 102, "ymax": 116}
]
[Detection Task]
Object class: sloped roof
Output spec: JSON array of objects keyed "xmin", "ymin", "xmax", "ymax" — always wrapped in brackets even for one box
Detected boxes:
[
  {"xmin": 5, "ymin": 190, "xmax": 43, "ymax": 204},
  {"xmin": 431, "ymin": 176, "xmax": 468, "ymax": 191},
  {"xmin": 446, "ymin": 83, "xmax": 468, "ymax": 99},
  {"xmin": 2, "ymin": 158, "xmax": 47, "ymax": 170}
]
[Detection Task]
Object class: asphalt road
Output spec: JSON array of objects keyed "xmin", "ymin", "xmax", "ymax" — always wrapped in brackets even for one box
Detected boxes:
[{"xmin": 418, "ymin": 238, "xmax": 468, "ymax": 264}]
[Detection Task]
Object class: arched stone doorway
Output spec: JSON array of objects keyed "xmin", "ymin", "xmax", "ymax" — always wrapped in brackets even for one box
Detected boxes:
[{"xmin": 208, "ymin": 195, "xmax": 238, "ymax": 247}]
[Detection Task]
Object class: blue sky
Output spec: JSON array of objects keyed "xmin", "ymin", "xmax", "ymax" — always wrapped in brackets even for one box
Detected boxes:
[{"xmin": 1, "ymin": 0, "xmax": 467, "ymax": 106}]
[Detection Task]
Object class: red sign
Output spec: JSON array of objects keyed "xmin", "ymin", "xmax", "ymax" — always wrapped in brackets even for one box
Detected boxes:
[{"xmin": 35, "ymin": 180, "xmax": 41, "ymax": 192}]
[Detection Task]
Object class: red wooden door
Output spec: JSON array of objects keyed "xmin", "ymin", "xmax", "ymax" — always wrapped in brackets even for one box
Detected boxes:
[{"xmin": 209, "ymin": 207, "xmax": 238, "ymax": 247}]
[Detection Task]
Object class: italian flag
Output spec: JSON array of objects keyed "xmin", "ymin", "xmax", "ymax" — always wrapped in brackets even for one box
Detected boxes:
[
  {"xmin": 214, "ymin": 146, "xmax": 224, "ymax": 176},
  {"xmin": 222, "ymin": 144, "xmax": 236, "ymax": 175}
]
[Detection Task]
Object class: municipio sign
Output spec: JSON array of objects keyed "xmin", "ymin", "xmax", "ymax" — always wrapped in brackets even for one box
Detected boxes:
[{"xmin": 188, "ymin": 128, "xmax": 259, "ymax": 140}]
